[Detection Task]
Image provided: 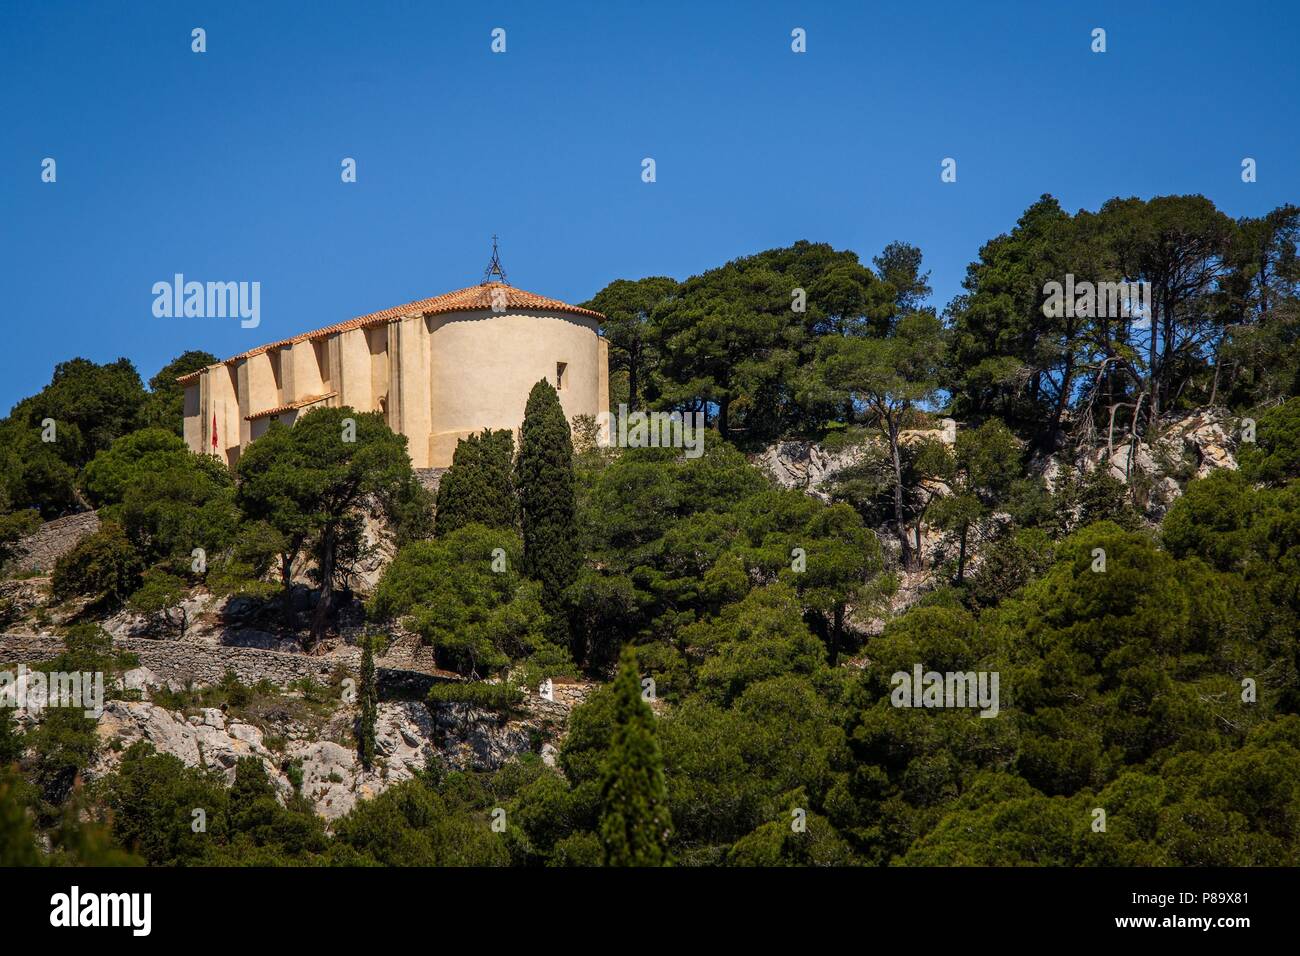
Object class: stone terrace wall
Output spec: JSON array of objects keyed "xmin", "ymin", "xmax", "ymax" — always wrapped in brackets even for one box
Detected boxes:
[
  {"xmin": 414, "ymin": 467, "xmax": 449, "ymax": 495},
  {"xmin": 1, "ymin": 632, "xmax": 451, "ymax": 697},
  {"xmin": 11, "ymin": 512, "xmax": 100, "ymax": 573},
  {"xmin": 1, "ymin": 632, "xmax": 355, "ymax": 686}
]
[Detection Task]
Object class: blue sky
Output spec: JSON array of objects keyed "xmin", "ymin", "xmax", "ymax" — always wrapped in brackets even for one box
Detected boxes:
[{"xmin": 2, "ymin": 0, "xmax": 1297, "ymax": 412}]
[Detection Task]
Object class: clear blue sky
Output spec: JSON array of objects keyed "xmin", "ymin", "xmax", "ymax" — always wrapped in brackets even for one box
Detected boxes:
[{"xmin": 2, "ymin": 0, "xmax": 1297, "ymax": 412}]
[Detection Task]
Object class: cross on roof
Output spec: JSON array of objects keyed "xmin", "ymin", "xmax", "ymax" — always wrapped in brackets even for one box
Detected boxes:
[{"xmin": 482, "ymin": 235, "xmax": 509, "ymax": 285}]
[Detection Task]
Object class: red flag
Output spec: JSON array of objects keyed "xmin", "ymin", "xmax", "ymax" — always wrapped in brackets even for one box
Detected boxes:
[{"xmin": 212, "ymin": 412, "xmax": 218, "ymax": 450}]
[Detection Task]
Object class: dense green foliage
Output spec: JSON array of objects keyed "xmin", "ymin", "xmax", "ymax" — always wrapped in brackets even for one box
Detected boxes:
[
  {"xmin": 140, "ymin": 351, "xmax": 217, "ymax": 435},
  {"xmin": 598, "ymin": 648, "xmax": 672, "ymax": 865},
  {"xmin": 82, "ymin": 427, "xmax": 193, "ymax": 508},
  {"xmin": 3, "ymin": 192, "xmax": 1299, "ymax": 867},
  {"xmin": 236, "ymin": 408, "xmax": 416, "ymax": 645},
  {"xmin": 51, "ymin": 521, "xmax": 144, "ymax": 607},
  {"xmin": 371, "ymin": 524, "xmax": 562, "ymax": 677},
  {"xmin": 434, "ymin": 428, "xmax": 516, "ymax": 536},
  {"xmin": 516, "ymin": 380, "xmax": 580, "ymax": 649}
]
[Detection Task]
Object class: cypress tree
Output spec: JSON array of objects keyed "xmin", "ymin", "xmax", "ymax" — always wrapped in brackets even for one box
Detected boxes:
[
  {"xmin": 0, "ymin": 770, "xmax": 41, "ymax": 866},
  {"xmin": 0, "ymin": 706, "xmax": 22, "ymax": 767},
  {"xmin": 434, "ymin": 429, "xmax": 517, "ymax": 536},
  {"xmin": 358, "ymin": 634, "xmax": 376, "ymax": 770},
  {"xmin": 598, "ymin": 647, "xmax": 673, "ymax": 866},
  {"xmin": 515, "ymin": 380, "xmax": 578, "ymax": 646}
]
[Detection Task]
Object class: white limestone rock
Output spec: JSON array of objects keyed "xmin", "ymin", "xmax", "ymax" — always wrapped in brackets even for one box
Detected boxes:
[
  {"xmin": 121, "ymin": 666, "xmax": 162, "ymax": 695},
  {"xmin": 373, "ymin": 700, "xmax": 435, "ymax": 769},
  {"xmin": 292, "ymin": 740, "xmax": 359, "ymax": 820},
  {"xmin": 433, "ymin": 703, "xmax": 533, "ymax": 772},
  {"xmin": 541, "ymin": 743, "xmax": 559, "ymax": 768}
]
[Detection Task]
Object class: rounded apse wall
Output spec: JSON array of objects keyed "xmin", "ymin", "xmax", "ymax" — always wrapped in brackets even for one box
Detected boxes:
[{"xmin": 426, "ymin": 308, "xmax": 603, "ymax": 466}]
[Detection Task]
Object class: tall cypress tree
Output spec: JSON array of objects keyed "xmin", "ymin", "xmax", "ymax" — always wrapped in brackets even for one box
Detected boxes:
[
  {"xmin": 515, "ymin": 380, "xmax": 578, "ymax": 646},
  {"xmin": 434, "ymin": 429, "xmax": 516, "ymax": 536},
  {"xmin": 0, "ymin": 706, "xmax": 22, "ymax": 767},
  {"xmin": 358, "ymin": 634, "xmax": 376, "ymax": 770},
  {"xmin": 599, "ymin": 647, "xmax": 672, "ymax": 866}
]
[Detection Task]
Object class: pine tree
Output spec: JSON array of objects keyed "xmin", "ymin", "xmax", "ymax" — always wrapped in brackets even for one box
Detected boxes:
[
  {"xmin": 598, "ymin": 647, "xmax": 672, "ymax": 866},
  {"xmin": 434, "ymin": 429, "xmax": 516, "ymax": 536},
  {"xmin": 358, "ymin": 634, "xmax": 376, "ymax": 770},
  {"xmin": 515, "ymin": 380, "xmax": 578, "ymax": 647}
]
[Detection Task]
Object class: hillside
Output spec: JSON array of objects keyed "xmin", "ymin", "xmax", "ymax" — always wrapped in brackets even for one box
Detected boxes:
[{"xmin": 3, "ymin": 204, "xmax": 1300, "ymax": 866}]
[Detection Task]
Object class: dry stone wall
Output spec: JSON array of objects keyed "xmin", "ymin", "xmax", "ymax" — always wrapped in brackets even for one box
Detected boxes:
[
  {"xmin": 10, "ymin": 512, "xmax": 100, "ymax": 573},
  {"xmin": 0, "ymin": 632, "xmax": 438, "ymax": 695}
]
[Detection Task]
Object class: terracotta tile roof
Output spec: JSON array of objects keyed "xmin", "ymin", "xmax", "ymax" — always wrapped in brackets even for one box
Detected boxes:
[
  {"xmin": 177, "ymin": 282, "xmax": 603, "ymax": 384},
  {"xmin": 244, "ymin": 392, "xmax": 336, "ymax": 421}
]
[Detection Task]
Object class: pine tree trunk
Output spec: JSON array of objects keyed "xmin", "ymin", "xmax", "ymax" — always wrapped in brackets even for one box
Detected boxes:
[
  {"xmin": 889, "ymin": 417, "xmax": 913, "ymax": 570},
  {"xmin": 957, "ymin": 524, "xmax": 968, "ymax": 584},
  {"xmin": 280, "ymin": 552, "xmax": 295, "ymax": 628},
  {"xmin": 829, "ymin": 605, "xmax": 844, "ymax": 667},
  {"xmin": 309, "ymin": 528, "xmax": 336, "ymax": 648}
]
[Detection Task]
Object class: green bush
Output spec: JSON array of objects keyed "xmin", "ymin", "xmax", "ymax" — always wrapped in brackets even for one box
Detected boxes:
[
  {"xmin": 427, "ymin": 681, "xmax": 525, "ymax": 711},
  {"xmin": 51, "ymin": 521, "xmax": 143, "ymax": 606},
  {"xmin": 1242, "ymin": 398, "xmax": 1300, "ymax": 485}
]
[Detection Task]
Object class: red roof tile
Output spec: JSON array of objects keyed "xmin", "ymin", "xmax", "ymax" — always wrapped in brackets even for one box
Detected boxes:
[
  {"xmin": 178, "ymin": 282, "xmax": 603, "ymax": 383},
  {"xmin": 244, "ymin": 392, "xmax": 336, "ymax": 421}
]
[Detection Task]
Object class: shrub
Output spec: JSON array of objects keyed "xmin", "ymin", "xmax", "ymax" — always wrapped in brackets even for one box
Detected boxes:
[
  {"xmin": 51, "ymin": 521, "xmax": 143, "ymax": 606},
  {"xmin": 427, "ymin": 681, "xmax": 525, "ymax": 712},
  {"xmin": 1241, "ymin": 397, "xmax": 1300, "ymax": 485},
  {"xmin": 127, "ymin": 567, "xmax": 189, "ymax": 635}
]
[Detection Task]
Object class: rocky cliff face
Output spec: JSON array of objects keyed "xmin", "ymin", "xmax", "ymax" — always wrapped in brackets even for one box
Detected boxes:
[
  {"xmin": 758, "ymin": 409, "xmax": 1245, "ymax": 531},
  {"xmin": 754, "ymin": 441, "xmax": 869, "ymax": 502},
  {"xmin": 54, "ymin": 666, "xmax": 586, "ymax": 821},
  {"xmin": 89, "ymin": 693, "xmax": 438, "ymax": 819},
  {"xmin": 759, "ymin": 408, "xmax": 1247, "ymax": 634},
  {"xmin": 1062, "ymin": 408, "xmax": 1243, "ymax": 519}
]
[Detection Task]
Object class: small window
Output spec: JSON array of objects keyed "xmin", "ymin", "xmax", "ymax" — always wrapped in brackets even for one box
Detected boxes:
[{"xmin": 556, "ymin": 362, "xmax": 567, "ymax": 391}]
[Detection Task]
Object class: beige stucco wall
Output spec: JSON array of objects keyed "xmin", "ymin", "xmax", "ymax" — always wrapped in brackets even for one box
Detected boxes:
[
  {"xmin": 597, "ymin": 336, "xmax": 610, "ymax": 441},
  {"xmin": 208, "ymin": 364, "xmax": 240, "ymax": 467},
  {"xmin": 182, "ymin": 361, "xmax": 250, "ymax": 467},
  {"xmin": 337, "ymin": 328, "xmax": 372, "ymax": 412},
  {"xmin": 243, "ymin": 353, "xmax": 280, "ymax": 443},
  {"xmin": 426, "ymin": 309, "xmax": 604, "ymax": 467},
  {"xmin": 249, "ymin": 406, "xmax": 304, "ymax": 441},
  {"xmin": 367, "ymin": 325, "xmax": 389, "ymax": 416},
  {"xmin": 180, "ymin": 304, "xmax": 608, "ymax": 470},
  {"xmin": 289, "ymin": 341, "xmax": 324, "ymax": 400},
  {"xmin": 393, "ymin": 316, "xmax": 433, "ymax": 467},
  {"xmin": 182, "ymin": 385, "xmax": 201, "ymax": 449}
]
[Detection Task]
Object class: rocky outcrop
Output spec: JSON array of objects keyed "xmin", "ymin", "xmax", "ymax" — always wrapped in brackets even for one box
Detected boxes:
[
  {"xmin": 755, "ymin": 441, "xmax": 868, "ymax": 501},
  {"xmin": 1169, "ymin": 409, "xmax": 1240, "ymax": 477},
  {"xmin": 426, "ymin": 680, "xmax": 597, "ymax": 773},
  {"xmin": 431, "ymin": 703, "xmax": 534, "ymax": 772},
  {"xmin": 0, "ymin": 578, "xmax": 50, "ymax": 626},
  {"xmin": 1061, "ymin": 408, "xmax": 1244, "ymax": 518},
  {"xmin": 90, "ymin": 699, "xmax": 291, "ymax": 801},
  {"xmin": 85, "ymin": 689, "xmax": 441, "ymax": 820},
  {"xmin": 352, "ymin": 495, "xmax": 399, "ymax": 593},
  {"xmin": 756, "ymin": 421, "xmax": 956, "ymax": 502},
  {"xmin": 4, "ymin": 648, "xmax": 587, "ymax": 821}
]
